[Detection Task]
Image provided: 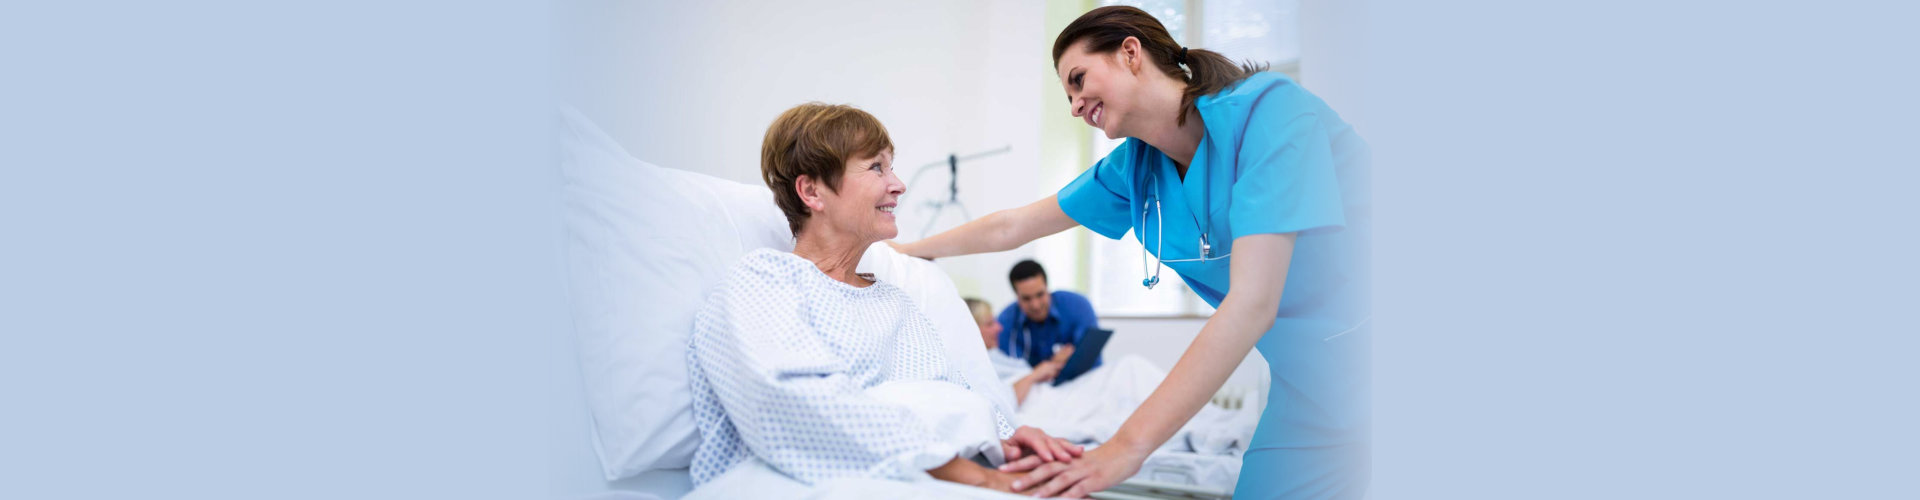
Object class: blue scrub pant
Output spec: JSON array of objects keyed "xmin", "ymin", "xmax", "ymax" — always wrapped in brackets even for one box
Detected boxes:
[
  {"xmin": 1234, "ymin": 320, "xmax": 1371, "ymax": 499},
  {"xmin": 1234, "ymin": 443, "xmax": 1371, "ymax": 499}
]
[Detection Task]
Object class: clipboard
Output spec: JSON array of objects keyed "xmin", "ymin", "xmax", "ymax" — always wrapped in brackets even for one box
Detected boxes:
[{"xmin": 1052, "ymin": 327, "xmax": 1113, "ymax": 386}]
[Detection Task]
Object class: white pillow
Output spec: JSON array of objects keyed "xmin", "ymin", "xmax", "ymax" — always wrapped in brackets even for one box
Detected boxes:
[
  {"xmin": 857, "ymin": 243, "xmax": 1022, "ymax": 430},
  {"xmin": 558, "ymin": 107, "xmax": 792, "ymax": 480}
]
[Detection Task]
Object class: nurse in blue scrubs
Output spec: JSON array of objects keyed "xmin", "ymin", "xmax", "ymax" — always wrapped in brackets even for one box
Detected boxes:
[{"xmin": 895, "ymin": 6, "xmax": 1369, "ymax": 499}]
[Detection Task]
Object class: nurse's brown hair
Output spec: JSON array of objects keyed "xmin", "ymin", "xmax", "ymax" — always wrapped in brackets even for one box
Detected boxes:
[{"xmin": 1052, "ymin": 5, "xmax": 1267, "ymax": 126}]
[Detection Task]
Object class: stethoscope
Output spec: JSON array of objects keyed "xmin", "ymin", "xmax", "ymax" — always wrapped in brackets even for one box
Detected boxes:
[
  {"xmin": 1014, "ymin": 323, "xmax": 1038, "ymax": 364},
  {"xmin": 1009, "ymin": 311, "xmax": 1077, "ymax": 363},
  {"xmin": 1140, "ymin": 168, "xmax": 1230, "ymax": 289}
]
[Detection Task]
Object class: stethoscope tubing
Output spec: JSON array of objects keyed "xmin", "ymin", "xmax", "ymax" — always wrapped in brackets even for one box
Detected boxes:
[{"xmin": 1141, "ymin": 171, "xmax": 1230, "ymax": 289}]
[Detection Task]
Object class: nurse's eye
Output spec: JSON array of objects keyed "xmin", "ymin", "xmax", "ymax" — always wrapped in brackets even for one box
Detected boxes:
[{"xmin": 1071, "ymin": 71, "xmax": 1083, "ymax": 88}]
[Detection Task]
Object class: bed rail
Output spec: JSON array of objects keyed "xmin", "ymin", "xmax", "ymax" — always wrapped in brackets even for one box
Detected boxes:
[{"xmin": 1093, "ymin": 479, "xmax": 1232, "ymax": 500}]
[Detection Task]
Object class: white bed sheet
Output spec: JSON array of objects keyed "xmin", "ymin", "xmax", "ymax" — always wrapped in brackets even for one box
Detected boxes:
[
  {"xmin": 683, "ymin": 457, "xmax": 1031, "ymax": 500},
  {"xmin": 1133, "ymin": 451, "xmax": 1243, "ymax": 495},
  {"xmin": 619, "ymin": 455, "xmax": 1242, "ymax": 500},
  {"xmin": 1017, "ymin": 356, "xmax": 1262, "ymax": 457},
  {"xmin": 1011, "ymin": 355, "xmax": 1259, "ymax": 496}
]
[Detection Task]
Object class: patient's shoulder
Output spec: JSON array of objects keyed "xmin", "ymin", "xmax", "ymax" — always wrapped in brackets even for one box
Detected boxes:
[
  {"xmin": 707, "ymin": 249, "xmax": 813, "ymax": 301},
  {"xmin": 694, "ymin": 249, "xmax": 807, "ymax": 333},
  {"xmin": 731, "ymin": 248, "xmax": 812, "ymax": 278}
]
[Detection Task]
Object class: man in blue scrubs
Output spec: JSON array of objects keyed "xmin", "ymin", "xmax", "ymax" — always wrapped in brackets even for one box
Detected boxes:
[{"xmin": 996, "ymin": 260, "xmax": 1102, "ymax": 371}]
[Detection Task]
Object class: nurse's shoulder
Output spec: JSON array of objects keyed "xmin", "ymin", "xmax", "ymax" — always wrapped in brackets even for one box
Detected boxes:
[{"xmin": 1200, "ymin": 72, "xmax": 1329, "ymax": 129}]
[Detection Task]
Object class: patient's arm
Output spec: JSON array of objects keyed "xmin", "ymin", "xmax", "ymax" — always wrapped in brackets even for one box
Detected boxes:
[
  {"xmin": 1010, "ymin": 360, "xmax": 1060, "ymax": 405},
  {"xmin": 1009, "ymin": 345, "xmax": 1074, "ymax": 404},
  {"xmin": 1047, "ymin": 344, "xmax": 1075, "ymax": 365}
]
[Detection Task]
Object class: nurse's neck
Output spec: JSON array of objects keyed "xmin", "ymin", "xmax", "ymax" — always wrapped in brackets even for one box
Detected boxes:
[{"xmin": 1132, "ymin": 82, "xmax": 1208, "ymax": 179}]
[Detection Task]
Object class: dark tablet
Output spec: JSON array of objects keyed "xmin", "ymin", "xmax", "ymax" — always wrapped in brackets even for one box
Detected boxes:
[{"xmin": 1052, "ymin": 327, "xmax": 1113, "ymax": 386}]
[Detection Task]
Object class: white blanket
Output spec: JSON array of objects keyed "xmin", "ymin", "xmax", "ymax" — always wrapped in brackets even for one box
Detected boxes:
[
  {"xmin": 684, "ymin": 456, "xmax": 1033, "ymax": 500},
  {"xmin": 865, "ymin": 380, "xmax": 1006, "ymax": 467},
  {"xmin": 857, "ymin": 242, "xmax": 1022, "ymax": 424},
  {"xmin": 1016, "ymin": 355, "xmax": 1261, "ymax": 457}
]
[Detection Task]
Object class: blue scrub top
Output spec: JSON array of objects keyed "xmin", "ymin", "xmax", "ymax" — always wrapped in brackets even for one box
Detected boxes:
[
  {"xmin": 1057, "ymin": 72, "xmax": 1371, "ymax": 449},
  {"xmin": 996, "ymin": 290, "xmax": 1102, "ymax": 369}
]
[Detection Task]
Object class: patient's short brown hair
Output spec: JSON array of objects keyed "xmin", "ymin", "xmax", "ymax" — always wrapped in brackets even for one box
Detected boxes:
[{"xmin": 760, "ymin": 103, "xmax": 894, "ymax": 236}]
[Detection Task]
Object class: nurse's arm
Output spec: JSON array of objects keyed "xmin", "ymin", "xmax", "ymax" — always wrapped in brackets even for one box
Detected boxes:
[
  {"xmin": 1020, "ymin": 233, "xmax": 1295, "ymax": 497},
  {"xmin": 1109, "ymin": 233, "xmax": 1293, "ymax": 458},
  {"xmin": 894, "ymin": 195, "xmax": 1078, "ymax": 259}
]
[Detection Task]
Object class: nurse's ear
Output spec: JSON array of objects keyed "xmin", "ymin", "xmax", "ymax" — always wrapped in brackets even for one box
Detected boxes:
[{"xmin": 1120, "ymin": 36, "xmax": 1144, "ymax": 75}]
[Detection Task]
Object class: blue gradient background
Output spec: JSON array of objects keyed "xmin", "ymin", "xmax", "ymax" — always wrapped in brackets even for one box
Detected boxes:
[
  {"xmin": 3, "ymin": 1, "xmax": 1914, "ymax": 498},
  {"xmin": 1367, "ymin": 1, "xmax": 1917, "ymax": 497},
  {"xmin": 2, "ymin": 2, "xmax": 553, "ymax": 498}
]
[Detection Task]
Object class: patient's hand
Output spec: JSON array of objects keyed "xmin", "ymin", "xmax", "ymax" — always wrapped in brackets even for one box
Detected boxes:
[
  {"xmin": 927, "ymin": 456, "xmax": 1026, "ymax": 494},
  {"xmin": 1048, "ymin": 344, "xmax": 1075, "ymax": 365},
  {"xmin": 978, "ymin": 467, "xmax": 1025, "ymax": 494},
  {"xmin": 999, "ymin": 426, "xmax": 1083, "ymax": 473},
  {"xmin": 1028, "ymin": 360, "xmax": 1062, "ymax": 382},
  {"xmin": 1025, "ymin": 346, "xmax": 1072, "ymax": 383}
]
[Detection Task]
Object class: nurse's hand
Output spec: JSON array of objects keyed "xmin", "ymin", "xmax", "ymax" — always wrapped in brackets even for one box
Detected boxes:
[{"xmin": 1013, "ymin": 441, "xmax": 1145, "ymax": 499}]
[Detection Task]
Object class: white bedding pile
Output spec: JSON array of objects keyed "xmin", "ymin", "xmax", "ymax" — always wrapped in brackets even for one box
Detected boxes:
[
  {"xmin": 1017, "ymin": 355, "xmax": 1262, "ymax": 457},
  {"xmin": 684, "ymin": 456, "xmax": 1030, "ymax": 500},
  {"xmin": 857, "ymin": 242, "xmax": 1022, "ymax": 426}
]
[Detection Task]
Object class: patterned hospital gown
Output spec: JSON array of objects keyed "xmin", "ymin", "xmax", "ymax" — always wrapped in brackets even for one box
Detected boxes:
[{"xmin": 687, "ymin": 249, "xmax": 1014, "ymax": 485}]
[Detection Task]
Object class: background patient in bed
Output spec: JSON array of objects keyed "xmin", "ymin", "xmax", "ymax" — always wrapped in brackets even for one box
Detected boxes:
[
  {"xmin": 967, "ymin": 297, "xmax": 1072, "ymax": 405},
  {"xmin": 965, "ymin": 296, "xmax": 1260, "ymax": 457}
]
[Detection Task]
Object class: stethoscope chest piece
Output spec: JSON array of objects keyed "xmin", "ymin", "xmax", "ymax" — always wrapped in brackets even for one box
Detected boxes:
[{"xmin": 1139, "ymin": 174, "xmax": 1231, "ymax": 290}]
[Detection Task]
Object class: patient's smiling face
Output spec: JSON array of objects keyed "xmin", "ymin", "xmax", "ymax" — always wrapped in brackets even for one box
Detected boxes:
[{"xmin": 811, "ymin": 148, "xmax": 903, "ymax": 243}]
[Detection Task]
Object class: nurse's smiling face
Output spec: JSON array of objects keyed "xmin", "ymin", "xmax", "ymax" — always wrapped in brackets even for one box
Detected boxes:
[{"xmin": 1057, "ymin": 38, "xmax": 1143, "ymax": 140}]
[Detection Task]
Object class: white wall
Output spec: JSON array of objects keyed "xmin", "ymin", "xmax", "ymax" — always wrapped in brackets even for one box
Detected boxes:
[
  {"xmin": 1299, "ymin": 0, "xmax": 1370, "ymax": 132},
  {"xmin": 558, "ymin": 0, "xmax": 1051, "ymax": 309}
]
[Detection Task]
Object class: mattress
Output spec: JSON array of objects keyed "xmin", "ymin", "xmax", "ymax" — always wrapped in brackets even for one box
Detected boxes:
[{"xmin": 1129, "ymin": 450, "xmax": 1241, "ymax": 496}]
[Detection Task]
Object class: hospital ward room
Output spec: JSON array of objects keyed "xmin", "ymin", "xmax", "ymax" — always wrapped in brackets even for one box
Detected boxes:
[{"xmin": 552, "ymin": 1, "xmax": 1370, "ymax": 499}]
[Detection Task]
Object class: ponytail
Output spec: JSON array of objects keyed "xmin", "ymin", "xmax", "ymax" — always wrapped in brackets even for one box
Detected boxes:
[{"xmin": 1052, "ymin": 6, "xmax": 1267, "ymax": 126}]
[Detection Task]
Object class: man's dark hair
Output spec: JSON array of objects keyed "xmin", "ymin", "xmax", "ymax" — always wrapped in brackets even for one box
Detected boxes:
[{"xmin": 1009, "ymin": 259, "xmax": 1048, "ymax": 288}]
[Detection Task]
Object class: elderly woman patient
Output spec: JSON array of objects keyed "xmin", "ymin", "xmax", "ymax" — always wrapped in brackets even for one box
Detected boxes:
[{"xmin": 686, "ymin": 103, "xmax": 1078, "ymax": 494}]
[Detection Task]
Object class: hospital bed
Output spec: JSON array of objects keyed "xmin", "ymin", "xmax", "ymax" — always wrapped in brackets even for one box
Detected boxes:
[{"xmin": 555, "ymin": 107, "xmax": 1258, "ymax": 499}]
